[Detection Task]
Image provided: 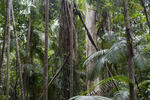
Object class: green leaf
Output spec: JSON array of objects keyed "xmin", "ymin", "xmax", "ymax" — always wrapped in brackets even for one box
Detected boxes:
[{"xmin": 69, "ymin": 96, "xmax": 112, "ymax": 100}]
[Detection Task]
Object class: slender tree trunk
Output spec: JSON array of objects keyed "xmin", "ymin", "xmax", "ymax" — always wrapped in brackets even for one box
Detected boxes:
[
  {"xmin": 25, "ymin": 4, "xmax": 32, "ymax": 100},
  {"xmin": 6, "ymin": 0, "xmax": 11, "ymax": 97},
  {"xmin": 43, "ymin": 0, "xmax": 49, "ymax": 99},
  {"xmin": 0, "ymin": 0, "xmax": 10, "ymax": 94},
  {"xmin": 85, "ymin": 2, "xmax": 100, "ymax": 95},
  {"xmin": 69, "ymin": 0, "xmax": 74, "ymax": 97},
  {"xmin": 11, "ymin": 2, "xmax": 25, "ymax": 100},
  {"xmin": 123, "ymin": 0, "xmax": 137, "ymax": 100},
  {"xmin": 140, "ymin": 0, "xmax": 150, "ymax": 34}
]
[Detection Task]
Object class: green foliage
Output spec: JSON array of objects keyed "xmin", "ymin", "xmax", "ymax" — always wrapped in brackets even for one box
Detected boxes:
[
  {"xmin": 69, "ymin": 96, "xmax": 112, "ymax": 100},
  {"xmin": 82, "ymin": 75, "xmax": 130, "ymax": 95}
]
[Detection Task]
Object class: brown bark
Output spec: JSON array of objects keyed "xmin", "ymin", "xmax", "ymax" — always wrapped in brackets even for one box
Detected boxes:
[
  {"xmin": 0, "ymin": 0, "xmax": 10, "ymax": 94},
  {"xmin": 59, "ymin": 0, "xmax": 76, "ymax": 99},
  {"xmin": 124, "ymin": 0, "xmax": 137, "ymax": 100},
  {"xmin": 43, "ymin": 0, "xmax": 49, "ymax": 99},
  {"xmin": 6, "ymin": 0, "xmax": 11, "ymax": 97},
  {"xmin": 140, "ymin": 0, "xmax": 150, "ymax": 34},
  {"xmin": 24, "ymin": 2, "xmax": 32, "ymax": 100},
  {"xmin": 11, "ymin": 2, "xmax": 25, "ymax": 100},
  {"xmin": 69, "ymin": 0, "xmax": 74, "ymax": 97}
]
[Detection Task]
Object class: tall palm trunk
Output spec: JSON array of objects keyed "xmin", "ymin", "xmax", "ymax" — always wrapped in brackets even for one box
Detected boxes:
[
  {"xmin": 6, "ymin": 0, "xmax": 11, "ymax": 97},
  {"xmin": 85, "ymin": 2, "xmax": 100, "ymax": 95},
  {"xmin": 0, "ymin": 0, "xmax": 10, "ymax": 94},
  {"xmin": 124, "ymin": 0, "xmax": 137, "ymax": 100},
  {"xmin": 43, "ymin": 0, "xmax": 49, "ymax": 99},
  {"xmin": 11, "ymin": 2, "xmax": 25, "ymax": 100}
]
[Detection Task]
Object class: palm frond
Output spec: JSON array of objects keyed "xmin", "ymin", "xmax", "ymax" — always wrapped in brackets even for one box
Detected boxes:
[
  {"xmin": 69, "ymin": 96, "xmax": 112, "ymax": 100},
  {"xmin": 88, "ymin": 56, "xmax": 107, "ymax": 80},
  {"xmin": 134, "ymin": 50, "xmax": 148, "ymax": 70},
  {"xmin": 114, "ymin": 90, "xmax": 129, "ymax": 100},
  {"xmin": 82, "ymin": 75, "xmax": 130, "ymax": 95},
  {"xmin": 106, "ymin": 39, "xmax": 126, "ymax": 63},
  {"xmin": 83, "ymin": 49, "xmax": 108, "ymax": 67},
  {"xmin": 87, "ymin": 40, "xmax": 127, "ymax": 80}
]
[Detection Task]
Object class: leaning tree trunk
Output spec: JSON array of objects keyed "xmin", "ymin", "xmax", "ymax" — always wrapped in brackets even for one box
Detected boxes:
[
  {"xmin": 0, "ymin": 0, "xmax": 10, "ymax": 94},
  {"xmin": 123, "ymin": 0, "xmax": 137, "ymax": 100},
  {"xmin": 140, "ymin": 0, "xmax": 150, "ymax": 34},
  {"xmin": 59, "ymin": 0, "xmax": 76, "ymax": 99},
  {"xmin": 11, "ymin": 2, "xmax": 25, "ymax": 100},
  {"xmin": 85, "ymin": 2, "xmax": 101, "ymax": 95},
  {"xmin": 43, "ymin": 0, "xmax": 49, "ymax": 99},
  {"xmin": 6, "ymin": 0, "xmax": 11, "ymax": 97}
]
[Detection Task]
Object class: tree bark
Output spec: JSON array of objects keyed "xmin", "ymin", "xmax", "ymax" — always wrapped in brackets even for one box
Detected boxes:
[
  {"xmin": 69, "ymin": 0, "xmax": 74, "ymax": 97},
  {"xmin": 24, "ymin": 2, "xmax": 32, "ymax": 99},
  {"xmin": 85, "ymin": 2, "xmax": 100, "ymax": 95},
  {"xmin": 140, "ymin": 0, "xmax": 150, "ymax": 34},
  {"xmin": 59, "ymin": 0, "xmax": 76, "ymax": 99},
  {"xmin": 0, "ymin": 0, "xmax": 10, "ymax": 94},
  {"xmin": 124, "ymin": 0, "xmax": 137, "ymax": 100},
  {"xmin": 6, "ymin": 0, "xmax": 11, "ymax": 97},
  {"xmin": 43, "ymin": 0, "xmax": 49, "ymax": 99},
  {"xmin": 11, "ymin": 2, "xmax": 25, "ymax": 100}
]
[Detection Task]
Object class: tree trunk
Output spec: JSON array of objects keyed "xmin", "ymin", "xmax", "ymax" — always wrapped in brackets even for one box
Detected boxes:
[
  {"xmin": 11, "ymin": 2, "xmax": 25, "ymax": 100},
  {"xmin": 123, "ymin": 0, "xmax": 137, "ymax": 100},
  {"xmin": 0, "ymin": 0, "xmax": 10, "ymax": 94},
  {"xmin": 85, "ymin": 3, "xmax": 101, "ymax": 95},
  {"xmin": 25, "ymin": 2, "xmax": 32, "ymax": 99},
  {"xmin": 43, "ymin": 0, "xmax": 49, "ymax": 99},
  {"xmin": 140, "ymin": 0, "xmax": 150, "ymax": 34},
  {"xmin": 59, "ymin": 0, "xmax": 76, "ymax": 99},
  {"xmin": 69, "ymin": 0, "xmax": 74, "ymax": 97},
  {"xmin": 6, "ymin": 0, "xmax": 11, "ymax": 97}
]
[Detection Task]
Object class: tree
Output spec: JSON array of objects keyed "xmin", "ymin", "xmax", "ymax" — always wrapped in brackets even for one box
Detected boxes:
[
  {"xmin": 123, "ymin": 0, "xmax": 137, "ymax": 99},
  {"xmin": 140, "ymin": 0, "xmax": 150, "ymax": 34},
  {"xmin": 43, "ymin": 0, "xmax": 49, "ymax": 99},
  {"xmin": 59, "ymin": 0, "xmax": 77, "ymax": 99},
  {"xmin": 5, "ymin": 0, "xmax": 11, "ymax": 97},
  {"xmin": 85, "ymin": 2, "xmax": 100, "ymax": 95},
  {"xmin": 0, "ymin": 0, "xmax": 10, "ymax": 94},
  {"xmin": 11, "ymin": 1, "xmax": 25, "ymax": 100}
]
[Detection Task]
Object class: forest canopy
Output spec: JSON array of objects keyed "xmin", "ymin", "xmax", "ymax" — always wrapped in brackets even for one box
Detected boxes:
[{"xmin": 0, "ymin": 0, "xmax": 150, "ymax": 100}]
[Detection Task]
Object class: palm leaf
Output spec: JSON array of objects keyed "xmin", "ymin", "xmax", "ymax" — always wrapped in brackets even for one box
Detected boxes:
[
  {"xmin": 83, "ymin": 49, "xmax": 108, "ymax": 67},
  {"xmin": 69, "ymin": 96, "xmax": 112, "ymax": 100},
  {"xmin": 114, "ymin": 90, "xmax": 129, "ymax": 100},
  {"xmin": 87, "ymin": 40, "xmax": 127, "ymax": 80},
  {"xmin": 134, "ymin": 50, "xmax": 148, "ymax": 70},
  {"xmin": 82, "ymin": 75, "xmax": 130, "ymax": 95}
]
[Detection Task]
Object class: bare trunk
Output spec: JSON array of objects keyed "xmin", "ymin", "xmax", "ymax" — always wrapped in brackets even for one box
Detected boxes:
[
  {"xmin": 43, "ymin": 0, "xmax": 49, "ymax": 99},
  {"xmin": 11, "ymin": 2, "xmax": 25, "ymax": 100},
  {"xmin": 59, "ymin": 0, "xmax": 76, "ymax": 99},
  {"xmin": 25, "ymin": 7, "xmax": 32, "ymax": 100},
  {"xmin": 69, "ymin": 0, "xmax": 74, "ymax": 97},
  {"xmin": 124, "ymin": 0, "xmax": 137, "ymax": 100},
  {"xmin": 140, "ymin": 0, "xmax": 150, "ymax": 34},
  {"xmin": 85, "ymin": 3, "xmax": 100, "ymax": 95},
  {"xmin": 0, "ymin": 0, "xmax": 10, "ymax": 94},
  {"xmin": 6, "ymin": 0, "xmax": 11, "ymax": 97}
]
